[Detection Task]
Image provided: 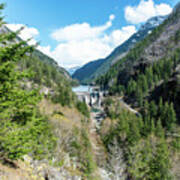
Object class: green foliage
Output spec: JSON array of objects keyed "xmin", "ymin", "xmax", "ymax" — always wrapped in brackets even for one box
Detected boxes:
[
  {"xmin": 103, "ymin": 98, "xmax": 123, "ymax": 119},
  {"xmin": 97, "ymin": 7, "xmax": 180, "ymax": 179},
  {"xmin": 51, "ymin": 84, "xmax": 75, "ymax": 107},
  {"xmin": 20, "ymin": 54, "xmax": 89, "ymax": 113},
  {"xmin": 20, "ymin": 55, "xmax": 69, "ymax": 87},
  {"xmin": 124, "ymin": 57, "xmax": 175, "ymax": 107},
  {"xmin": 166, "ymin": 103, "xmax": 177, "ymax": 130},
  {"xmin": 96, "ymin": 13, "xmax": 180, "ymax": 106},
  {"xmin": 148, "ymin": 138, "xmax": 172, "ymax": 180},
  {"xmin": 76, "ymin": 101, "xmax": 90, "ymax": 117},
  {"xmin": 0, "ymin": 114, "xmax": 56, "ymax": 159},
  {"xmin": 128, "ymin": 139, "xmax": 153, "ymax": 179},
  {"xmin": 71, "ymin": 128, "xmax": 96, "ymax": 178},
  {"xmin": 103, "ymin": 108, "xmax": 143, "ymax": 147},
  {"xmin": 98, "ymin": 53, "xmax": 178, "ymax": 108},
  {"xmin": 102, "ymin": 99, "xmax": 174, "ymax": 179},
  {"xmin": 171, "ymin": 137, "xmax": 180, "ymax": 151},
  {"xmin": 0, "ymin": 6, "xmax": 56, "ymax": 160},
  {"xmin": 19, "ymin": 46, "xmax": 77, "ymax": 108},
  {"xmin": 128, "ymin": 137, "xmax": 172, "ymax": 180},
  {"xmin": 155, "ymin": 119, "xmax": 165, "ymax": 138},
  {"xmin": 127, "ymin": 78, "xmax": 137, "ymax": 96},
  {"xmin": 142, "ymin": 99, "xmax": 177, "ymax": 132}
]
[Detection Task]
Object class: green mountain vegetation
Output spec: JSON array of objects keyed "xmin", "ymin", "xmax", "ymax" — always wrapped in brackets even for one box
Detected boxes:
[
  {"xmin": 1, "ymin": 1, "xmax": 180, "ymax": 179},
  {"xmin": 95, "ymin": 2, "xmax": 180, "ymax": 179},
  {"xmin": 101, "ymin": 98, "xmax": 173, "ymax": 179},
  {"xmin": 96, "ymin": 3, "xmax": 180, "ymax": 116},
  {"xmin": 0, "ymin": 6, "xmax": 55, "ymax": 160},
  {"xmin": 72, "ymin": 58, "xmax": 105, "ymax": 83},
  {"xmin": 0, "ymin": 4, "xmax": 98, "ymax": 179}
]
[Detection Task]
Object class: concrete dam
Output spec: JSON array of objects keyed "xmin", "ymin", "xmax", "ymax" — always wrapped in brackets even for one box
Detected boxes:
[{"xmin": 73, "ymin": 86, "xmax": 103, "ymax": 107}]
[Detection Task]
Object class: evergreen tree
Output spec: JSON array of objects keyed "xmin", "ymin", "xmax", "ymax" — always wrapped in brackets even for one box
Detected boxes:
[
  {"xmin": 0, "ymin": 5, "xmax": 55, "ymax": 159},
  {"xmin": 154, "ymin": 74, "xmax": 159, "ymax": 87},
  {"xmin": 149, "ymin": 101, "xmax": 157, "ymax": 119},
  {"xmin": 145, "ymin": 66, "xmax": 153, "ymax": 88},
  {"xmin": 142, "ymin": 74, "xmax": 148, "ymax": 95},
  {"xmin": 143, "ymin": 115, "xmax": 152, "ymax": 136},
  {"xmin": 156, "ymin": 119, "xmax": 164, "ymax": 138},
  {"xmin": 137, "ymin": 88, "xmax": 143, "ymax": 107},
  {"xmin": 142, "ymin": 100, "xmax": 149, "ymax": 117},
  {"xmin": 150, "ymin": 118, "xmax": 155, "ymax": 133},
  {"xmin": 128, "ymin": 119, "xmax": 141, "ymax": 145},
  {"xmin": 149, "ymin": 139, "xmax": 172, "ymax": 180},
  {"xmin": 166, "ymin": 103, "xmax": 177, "ymax": 131},
  {"xmin": 161, "ymin": 102, "xmax": 170, "ymax": 127},
  {"xmin": 117, "ymin": 113, "xmax": 129, "ymax": 141},
  {"xmin": 127, "ymin": 78, "xmax": 136, "ymax": 95},
  {"xmin": 158, "ymin": 97, "xmax": 164, "ymax": 117}
]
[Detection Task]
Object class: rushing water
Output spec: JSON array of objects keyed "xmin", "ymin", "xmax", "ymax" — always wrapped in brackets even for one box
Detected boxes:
[{"xmin": 72, "ymin": 85, "xmax": 91, "ymax": 93}]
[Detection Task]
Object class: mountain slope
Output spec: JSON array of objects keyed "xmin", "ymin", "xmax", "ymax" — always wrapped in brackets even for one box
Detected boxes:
[
  {"xmin": 98, "ymin": 3, "xmax": 180, "ymax": 87},
  {"xmin": 32, "ymin": 49, "xmax": 70, "ymax": 79},
  {"xmin": 72, "ymin": 59, "xmax": 104, "ymax": 83},
  {"xmin": 3, "ymin": 25, "xmax": 71, "ymax": 81},
  {"xmin": 67, "ymin": 66, "xmax": 81, "ymax": 75},
  {"xmin": 98, "ymin": 3, "xmax": 180, "ymax": 179},
  {"xmin": 97, "ymin": 2, "xmax": 180, "ymax": 119},
  {"xmin": 2, "ymin": 25, "xmax": 81, "ymax": 107},
  {"xmin": 73, "ymin": 15, "xmax": 167, "ymax": 84},
  {"xmin": 0, "ymin": 12, "xmax": 100, "ymax": 179}
]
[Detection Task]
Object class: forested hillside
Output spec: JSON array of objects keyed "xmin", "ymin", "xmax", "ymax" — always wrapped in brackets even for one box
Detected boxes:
[
  {"xmin": 97, "ymin": 2, "xmax": 180, "ymax": 116},
  {"xmin": 95, "ymin": 3, "xmax": 180, "ymax": 179},
  {"xmin": 0, "ymin": 4, "xmax": 100, "ymax": 180},
  {"xmin": 2, "ymin": 24, "xmax": 79, "ymax": 107},
  {"xmin": 72, "ymin": 58, "xmax": 105, "ymax": 83}
]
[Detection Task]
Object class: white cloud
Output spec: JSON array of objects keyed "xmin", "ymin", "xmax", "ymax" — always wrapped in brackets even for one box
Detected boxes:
[
  {"xmin": 37, "ymin": 45, "xmax": 52, "ymax": 57},
  {"xmin": 109, "ymin": 14, "xmax": 115, "ymax": 21},
  {"xmin": 6, "ymin": 24, "xmax": 54, "ymax": 59},
  {"xmin": 51, "ymin": 14, "xmax": 114, "ymax": 42},
  {"xmin": 125, "ymin": 0, "xmax": 172, "ymax": 24},
  {"xmin": 51, "ymin": 39, "xmax": 112, "ymax": 67},
  {"xmin": 49, "ymin": 15, "xmax": 136, "ymax": 68},
  {"xmin": 5, "ymin": 14, "xmax": 136, "ymax": 68},
  {"xmin": 6, "ymin": 24, "xmax": 39, "ymax": 45},
  {"xmin": 110, "ymin": 26, "xmax": 136, "ymax": 46}
]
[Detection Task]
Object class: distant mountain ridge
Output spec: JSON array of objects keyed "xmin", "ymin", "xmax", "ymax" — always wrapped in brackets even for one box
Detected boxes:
[
  {"xmin": 139, "ymin": 15, "xmax": 167, "ymax": 31},
  {"xmin": 72, "ymin": 59, "xmax": 104, "ymax": 83},
  {"xmin": 67, "ymin": 66, "xmax": 81, "ymax": 75},
  {"xmin": 72, "ymin": 15, "xmax": 167, "ymax": 84}
]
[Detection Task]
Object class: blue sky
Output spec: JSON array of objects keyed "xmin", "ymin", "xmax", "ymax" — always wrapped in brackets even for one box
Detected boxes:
[{"xmin": 3, "ymin": 0, "xmax": 178, "ymax": 68}]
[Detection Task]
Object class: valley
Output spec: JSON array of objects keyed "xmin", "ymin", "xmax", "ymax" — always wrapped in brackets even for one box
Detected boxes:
[
  {"xmin": 71, "ymin": 3, "xmax": 180, "ymax": 179},
  {"xmin": 73, "ymin": 85, "xmax": 105, "ymax": 128},
  {"xmin": 1, "ymin": 1, "xmax": 180, "ymax": 180}
]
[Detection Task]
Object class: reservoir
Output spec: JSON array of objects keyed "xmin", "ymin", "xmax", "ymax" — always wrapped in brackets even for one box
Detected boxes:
[{"xmin": 72, "ymin": 85, "xmax": 91, "ymax": 93}]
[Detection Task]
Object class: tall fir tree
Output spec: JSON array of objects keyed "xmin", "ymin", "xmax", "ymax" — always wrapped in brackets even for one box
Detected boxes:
[
  {"xmin": 149, "ymin": 139, "xmax": 172, "ymax": 180},
  {"xmin": 0, "ymin": 4, "xmax": 55, "ymax": 159}
]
